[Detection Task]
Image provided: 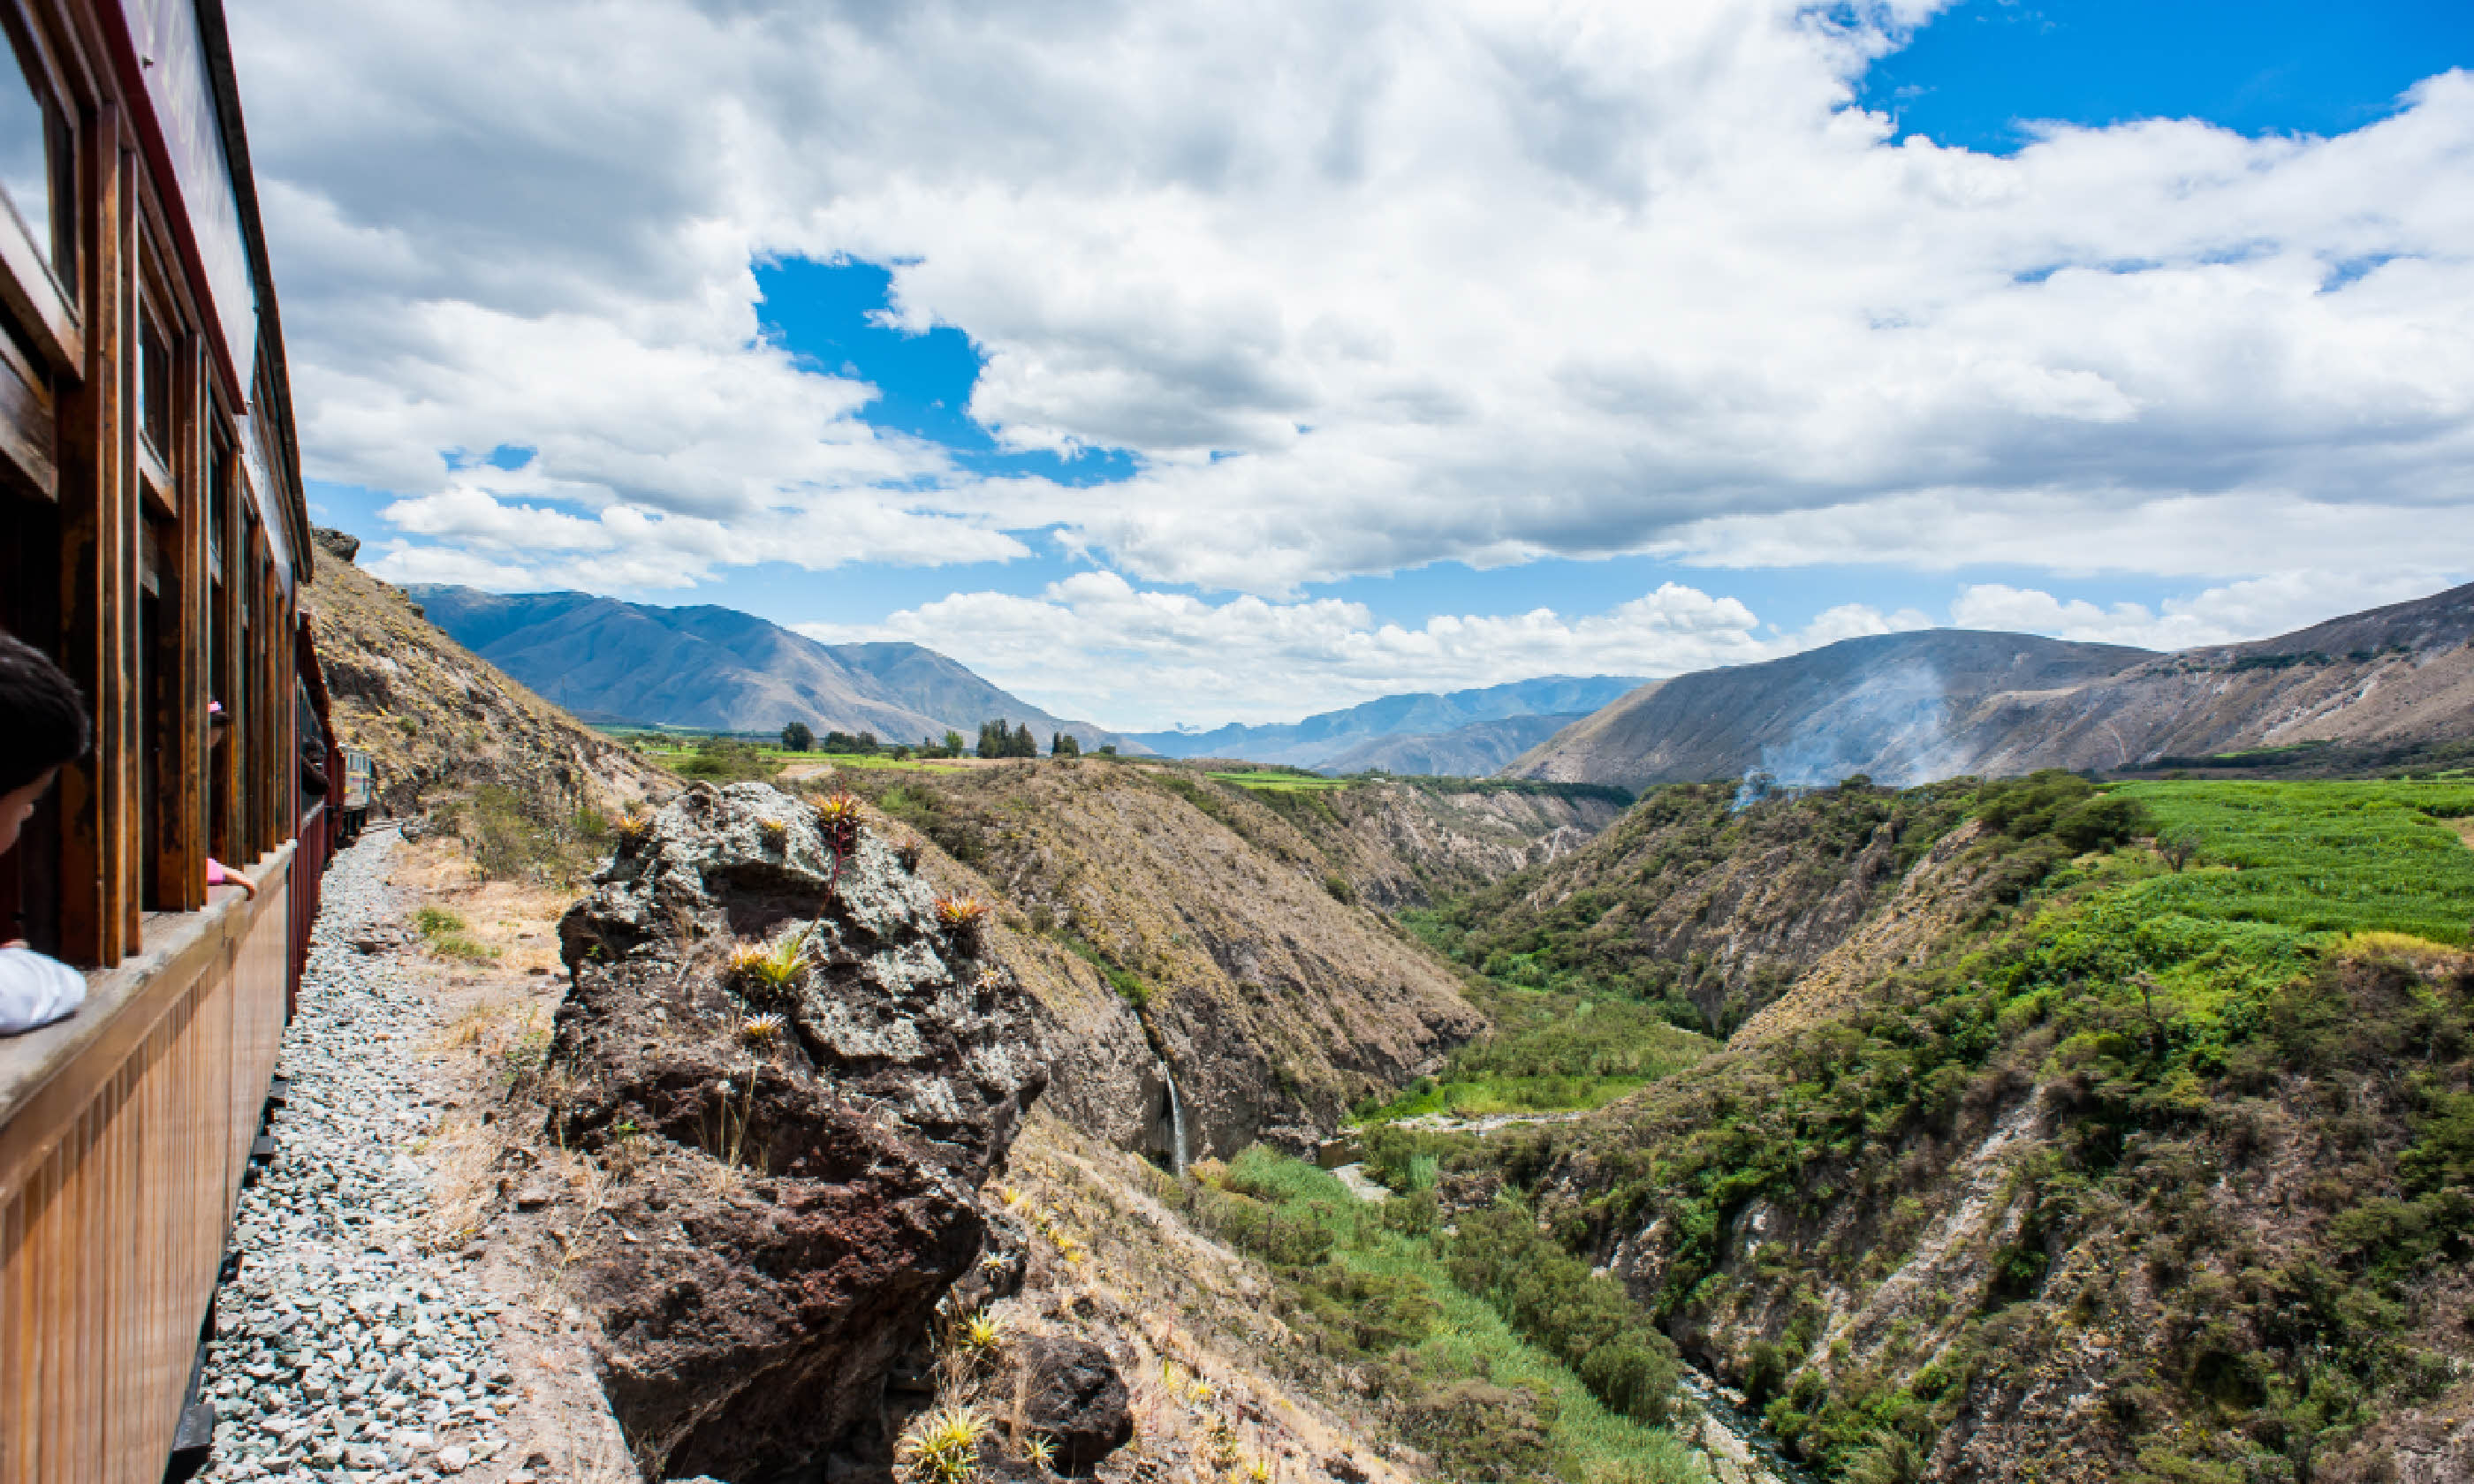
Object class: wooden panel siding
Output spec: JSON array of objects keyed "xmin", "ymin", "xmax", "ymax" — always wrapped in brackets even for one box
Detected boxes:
[
  {"xmin": 0, "ymin": 846, "xmax": 292, "ymax": 1483},
  {"xmin": 0, "ymin": 0, "xmax": 318, "ymax": 1470}
]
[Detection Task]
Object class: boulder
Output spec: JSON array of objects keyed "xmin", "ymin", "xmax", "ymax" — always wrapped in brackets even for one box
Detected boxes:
[
  {"xmin": 1013, "ymin": 1336, "xmax": 1134, "ymax": 1473},
  {"xmin": 311, "ymin": 525, "xmax": 360, "ymax": 564},
  {"xmin": 549, "ymin": 782, "xmax": 1047, "ymax": 1481}
]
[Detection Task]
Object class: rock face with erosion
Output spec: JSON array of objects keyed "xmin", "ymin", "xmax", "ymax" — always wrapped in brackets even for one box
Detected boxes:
[{"xmin": 549, "ymin": 782, "xmax": 1046, "ymax": 1481}]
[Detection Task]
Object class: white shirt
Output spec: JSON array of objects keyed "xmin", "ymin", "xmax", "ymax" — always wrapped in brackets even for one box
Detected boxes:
[{"xmin": 0, "ymin": 945, "xmax": 85, "ymax": 1035}]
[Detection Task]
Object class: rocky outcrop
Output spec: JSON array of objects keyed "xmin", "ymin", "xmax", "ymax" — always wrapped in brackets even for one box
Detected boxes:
[{"xmin": 547, "ymin": 782, "xmax": 1045, "ymax": 1481}]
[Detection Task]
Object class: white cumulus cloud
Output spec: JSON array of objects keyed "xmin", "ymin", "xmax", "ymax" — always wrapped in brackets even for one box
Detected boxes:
[
  {"xmin": 796, "ymin": 573, "xmax": 1924, "ymax": 727},
  {"xmin": 228, "ymin": 0, "xmax": 2474, "ymax": 604}
]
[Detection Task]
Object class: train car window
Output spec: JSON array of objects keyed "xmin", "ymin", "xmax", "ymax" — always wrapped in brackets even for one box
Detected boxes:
[
  {"xmin": 0, "ymin": 26, "xmax": 57, "ymax": 276},
  {"xmin": 0, "ymin": 482, "xmax": 60, "ymax": 954},
  {"xmin": 209, "ymin": 444, "xmax": 233, "ymax": 863},
  {"xmin": 140, "ymin": 306, "xmax": 171, "ymax": 458},
  {"xmin": 139, "ymin": 519, "xmax": 165, "ymax": 906}
]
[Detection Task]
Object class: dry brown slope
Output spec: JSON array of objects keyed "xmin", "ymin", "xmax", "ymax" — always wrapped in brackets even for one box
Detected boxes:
[
  {"xmin": 837, "ymin": 760, "xmax": 1489, "ymax": 1160},
  {"xmin": 303, "ymin": 533, "xmax": 667, "ymax": 814},
  {"xmin": 1437, "ymin": 781, "xmax": 1974, "ymax": 1032},
  {"xmin": 1510, "ymin": 631, "xmax": 2151, "ymax": 788},
  {"xmin": 1517, "ymin": 583, "xmax": 2474, "ymax": 787},
  {"xmin": 1954, "ymin": 582, "xmax": 2474, "ymax": 773}
]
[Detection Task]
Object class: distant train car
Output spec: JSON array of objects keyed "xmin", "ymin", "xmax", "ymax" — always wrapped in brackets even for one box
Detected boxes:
[
  {"xmin": 337, "ymin": 746, "xmax": 375, "ymax": 844},
  {"xmin": 0, "ymin": 1, "xmax": 327, "ymax": 1479}
]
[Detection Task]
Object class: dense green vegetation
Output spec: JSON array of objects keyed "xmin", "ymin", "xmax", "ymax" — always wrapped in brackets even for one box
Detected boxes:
[
  {"xmin": 1360, "ymin": 982, "xmax": 1711, "ymax": 1121},
  {"xmin": 1172, "ymin": 1147, "xmax": 1703, "ymax": 1483},
  {"xmin": 1377, "ymin": 776, "xmax": 2474, "ymax": 1481},
  {"xmin": 2122, "ymin": 778, "xmax": 2474, "ymax": 943},
  {"xmin": 663, "ymin": 737, "xmax": 783, "ymax": 781}
]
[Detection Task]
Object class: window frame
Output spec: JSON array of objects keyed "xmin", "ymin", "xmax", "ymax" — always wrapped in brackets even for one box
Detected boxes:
[{"xmin": 0, "ymin": 0, "xmax": 83, "ymax": 375}]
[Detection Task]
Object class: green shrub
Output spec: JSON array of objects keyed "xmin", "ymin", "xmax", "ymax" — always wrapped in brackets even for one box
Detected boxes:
[
  {"xmin": 1446, "ymin": 1204, "xmax": 1681, "ymax": 1426},
  {"xmin": 672, "ymin": 738, "xmax": 778, "ymax": 781}
]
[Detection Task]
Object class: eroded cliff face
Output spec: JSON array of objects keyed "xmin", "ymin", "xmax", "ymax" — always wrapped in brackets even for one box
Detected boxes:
[
  {"xmin": 1322, "ymin": 782, "xmax": 1626, "ymax": 903},
  {"xmin": 1440, "ymin": 783, "xmax": 1971, "ymax": 1032},
  {"xmin": 545, "ymin": 782, "xmax": 1045, "ymax": 1481},
  {"xmin": 859, "ymin": 761, "xmax": 1490, "ymax": 1162}
]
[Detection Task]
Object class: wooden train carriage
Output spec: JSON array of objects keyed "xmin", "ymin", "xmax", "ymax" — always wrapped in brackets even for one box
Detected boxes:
[{"xmin": 0, "ymin": 0, "xmax": 321, "ymax": 1478}]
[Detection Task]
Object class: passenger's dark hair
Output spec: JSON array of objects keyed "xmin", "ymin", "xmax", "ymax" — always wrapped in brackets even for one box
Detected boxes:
[{"xmin": 0, "ymin": 633, "xmax": 91, "ymax": 795}]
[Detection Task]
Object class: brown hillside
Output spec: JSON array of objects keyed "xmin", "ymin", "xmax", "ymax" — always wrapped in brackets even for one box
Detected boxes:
[
  {"xmin": 1511, "ymin": 631, "xmax": 2149, "ymax": 788},
  {"xmin": 302, "ymin": 531, "xmax": 668, "ymax": 814},
  {"xmin": 1430, "ymin": 781, "xmax": 1972, "ymax": 1033},
  {"xmin": 1515, "ymin": 581, "xmax": 2474, "ymax": 786},
  {"xmin": 828, "ymin": 761, "xmax": 1513, "ymax": 1159}
]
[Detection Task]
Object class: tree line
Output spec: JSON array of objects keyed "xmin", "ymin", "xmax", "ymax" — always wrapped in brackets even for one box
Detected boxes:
[{"xmin": 778, "ymin": 719, "xmax": 1105, "ymax": 760}]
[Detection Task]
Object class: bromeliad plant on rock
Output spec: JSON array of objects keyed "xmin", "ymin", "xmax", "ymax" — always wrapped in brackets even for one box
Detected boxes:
[{"xmin": 728, "ymin": 921, "xmax": 813, "ymax": 1004}]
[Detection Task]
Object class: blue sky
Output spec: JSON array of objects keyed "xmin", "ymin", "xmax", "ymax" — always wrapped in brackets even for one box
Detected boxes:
[
  {"xmin": 1859, "ymin": 0, "xmax": 2473, "ymax": 154},
  {"xmin": 277, "ymin": 0, "xmax": 2474, "ymax": 728}
]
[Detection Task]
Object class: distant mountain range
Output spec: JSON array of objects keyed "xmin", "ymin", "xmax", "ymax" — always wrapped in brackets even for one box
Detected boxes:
[
  {"xmin": 1127, "ymin": 677, "xmax": 1647, "ymax": 773},
  {"xmin": 404, "ymin": 587, "xmax": 1137, "ymax": 749},
  {"xmin": 1513, "ymin": 581, "xmax": 2474, "ymax": 786}
]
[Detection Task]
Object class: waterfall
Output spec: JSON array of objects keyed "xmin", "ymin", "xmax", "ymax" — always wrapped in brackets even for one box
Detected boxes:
[{"xmin": 1162, "ymin": 1063, "xmax": 1189, "ymax": 1176}]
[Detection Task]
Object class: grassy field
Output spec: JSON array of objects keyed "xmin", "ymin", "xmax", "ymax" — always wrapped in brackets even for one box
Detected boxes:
[
  {"xmin": 2116, "ymin": 777, "xmax": 2474, "ymax": 943},
  {"xmin": 781, "ymin": 751, "xmax": 973, "ymax": 775},
  {"xmin": 1205, "ymin": 768, "xmax": 1353, "ymax": 792},
  {"xmin": 633, "ymin": 741, "xmax": 973, "ymax": 776},
  {"xmin": 1196, "ymin": 1149, "xmax": 1705, "ymax": 1483}
]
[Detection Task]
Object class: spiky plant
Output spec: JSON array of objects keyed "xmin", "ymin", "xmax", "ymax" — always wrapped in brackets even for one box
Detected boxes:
[
  {"xmin": 962, "ymin": 1307, "xmax": 1008, "ymax": 1353},
  {"xmin": 814, "ymin": 791, "xmax": 865, "ymax": 851},
  {"xmin": 933, "ymin": 896, "xmax": 991, "ymax": 935},
  {"xmin": 739, "ymin": 1011, "xmax": 787, "ymax": 1043},
  {"xmin": 1021, "ymin": 1434, "xmax": 1056, "ymax": 1474},
  {"xmin": 730, "ymin": 923, "xmax": 811, "ymax": 997},
  {"xmin": 615, "ymin": 806, "xmax": 655, "ymax": 846},
  {"xmin": 896, "ymin": 1404, "xmax": 988, "ymax": 1484},
  {"xmin": 757, "ymin": 815, "xmax": 789, "ymax": 847}
]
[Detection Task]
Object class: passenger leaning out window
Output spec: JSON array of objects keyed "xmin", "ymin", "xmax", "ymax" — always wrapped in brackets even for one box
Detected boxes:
[{"xmin": 0, "ymin": 634, "xmax": 91, "ymax": 1034}]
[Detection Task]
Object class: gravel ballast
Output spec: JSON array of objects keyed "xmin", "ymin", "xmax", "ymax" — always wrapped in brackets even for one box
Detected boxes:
[{"xmin": 200, "ymin": 829, "xmax": 520, "ymax": 1482}]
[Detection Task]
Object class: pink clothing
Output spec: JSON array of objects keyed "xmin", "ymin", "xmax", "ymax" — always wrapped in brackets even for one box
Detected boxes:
[{"xmin": 207, "ymin": 858, "xmax": 234, "ymax": 884}]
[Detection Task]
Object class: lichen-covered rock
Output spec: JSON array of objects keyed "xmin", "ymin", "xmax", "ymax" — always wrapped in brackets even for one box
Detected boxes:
[{"xmin": 549, "ymin": 781, "xmax": 1046, "ymax": 1481}]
